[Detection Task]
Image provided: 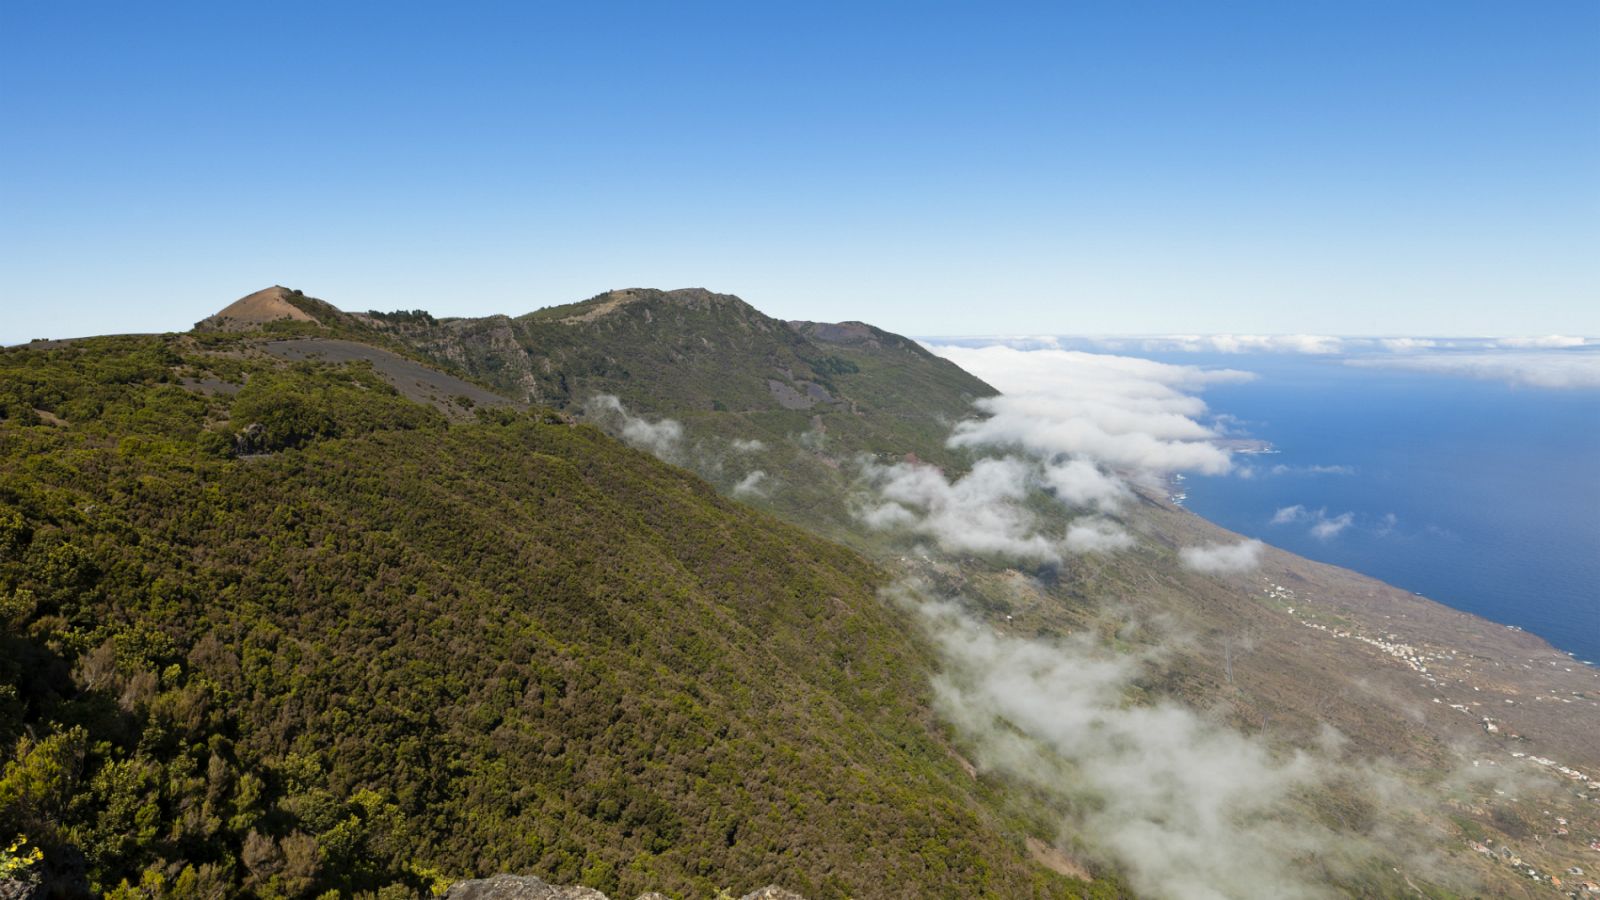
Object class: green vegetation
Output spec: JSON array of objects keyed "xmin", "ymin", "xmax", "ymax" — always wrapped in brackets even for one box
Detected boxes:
[
  {"xmin": 1, "ymin": 834, "xmax": 43, "ymax": 879},
  {"xmin": 0, "ymin": 333, "xmax": 1118, "ymax": 898}
]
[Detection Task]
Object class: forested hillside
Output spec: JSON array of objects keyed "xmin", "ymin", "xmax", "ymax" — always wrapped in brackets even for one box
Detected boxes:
[
  {"xmin": 0, "ymin": 329, "xmax": 1117, "ymax": 898},
  {"xmin": 353, "ymin": 286, "xmax": 1600, "ymax": 899},
  {"xmin": 352, "ymin": 288, "xmax": 993, "ymax": 542}
]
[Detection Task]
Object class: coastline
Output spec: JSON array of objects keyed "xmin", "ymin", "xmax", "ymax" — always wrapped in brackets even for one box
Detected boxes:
[{"xmin": 1141, "ymin": 478, "xmax": 1600, "ymax": 773}]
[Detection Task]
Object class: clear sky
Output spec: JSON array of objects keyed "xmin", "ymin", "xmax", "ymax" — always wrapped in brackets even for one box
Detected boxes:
[{"xmin": 2, "ymin": 1, "xmax": 1596, "ymax": 343}]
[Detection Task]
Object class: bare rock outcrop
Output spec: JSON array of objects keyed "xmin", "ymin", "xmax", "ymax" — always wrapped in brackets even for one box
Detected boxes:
[
  {"xmin": 444, "ymin": 875, "xmax": 609, "ymax": 899},
  {"xmin": 443, "ymin": 876, "xmax": 804, "ymax": 900},
  {"xmin": 0, "ymin": 879, "xmax": 45, "ymax": 900},
  {"xmin": 196, "ymin": 286, "xmax": 318, "ymax": 331}
]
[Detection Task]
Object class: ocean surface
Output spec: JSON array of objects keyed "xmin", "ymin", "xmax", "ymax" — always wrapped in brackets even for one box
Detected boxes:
[{"xmin": 1146, "ymin": 352, "xmax": 1600, "ymax": 664}]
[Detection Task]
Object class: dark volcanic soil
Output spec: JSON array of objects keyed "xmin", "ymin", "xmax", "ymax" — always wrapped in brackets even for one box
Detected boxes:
[{"xmin": 259, "ymin": 338, "xmax": 523, "ymax": 418}]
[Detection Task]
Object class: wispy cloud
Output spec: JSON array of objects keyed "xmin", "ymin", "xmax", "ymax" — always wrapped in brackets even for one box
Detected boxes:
[
  {"xmin": 587, "ymin": 394, "xmax": 685, "ymax": 461},
  {"xmin": 1063, "ymin": 518, "xmax": 1136, "ymax": 554},
  {"xmin": 1271, "ymin": 504, "xmax": 1307, "ymax": 525},
  {"xmin": 1310, "ymin": 513, "xmax": 1354, "ymax": 540},
  {"xmin": 1272, "ymin": 505, "xmax": 1355, "ymax": 540},
  {"xmin": 895, "ymin": 584, "xmax": 1365, "ymax": 900},
  {"xmin": 1269, "ymin": 463, "xmax": 1354, "ymax": 476},
  {"xmin": 731, "ymin": 470, "xmax": 768, "ymax": 497}
]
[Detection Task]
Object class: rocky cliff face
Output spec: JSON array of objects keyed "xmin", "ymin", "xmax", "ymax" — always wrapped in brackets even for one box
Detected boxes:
[
  {"xmin": 0, "ymin": 878, "xmax": 44, "ymax": 900},
  {"xmin": 445, "ymin": 874, "xmax": 804, "ymax": 900}
]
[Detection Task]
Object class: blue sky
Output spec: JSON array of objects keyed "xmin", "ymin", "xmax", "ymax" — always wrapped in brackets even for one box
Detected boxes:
[{"xmin": 2, "ymin": 1, "xmax": 1596, "ymax": 342}]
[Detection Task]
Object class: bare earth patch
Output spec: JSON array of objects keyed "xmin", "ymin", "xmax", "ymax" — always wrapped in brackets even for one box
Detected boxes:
[
  {"xmin": 198, "ymin": 286, "xmax": 316, "ymax": 330},
  {"xmin": 1025, "ymin": 837, "xmax": 1092, "ymax": 881}
]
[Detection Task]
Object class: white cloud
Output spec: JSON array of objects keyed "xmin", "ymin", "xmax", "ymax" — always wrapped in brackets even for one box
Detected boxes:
[
  {"xmin": 897, "ymin": 587, "xmax": 1346, "ymax": 900},
  {"xmin": 1063, "ymin": 518, "xmax": 1136, "ymax": 554},
  {"xmin": 857, "ymin": 457, "xmax": 1061, "ymax": 562},
  {"xmin": 858, "ymin": 500, "xmax": 918, "ymax": 529},
  {"xmin": 587, "ymin": 394, "xmax": 685, "ymax": 460},
  {"xmin": 1377, "ymin": 337, "xmax": 1437, "ymax": 352},
  {"xmin": 731, "ymin": 470, "xmax": 768, "ymax": 497},
  {"xmin": 1269, "ymin": 464, "xmax": 1354, "ymax": 476},
  {"xmin": 730, "ymin": 438, "xmax": 766, "ymax": 453},
  {"xmin": 1346, "ymin": 351, "xmax": 1600, "ymax": 389},
  {"xmin": 1310, "ymin": 512, "xmax": 1354, "ymax": 540},
  {"xmin": 1270, "ymin": 505, "xmax": 1355, "ymax": 540},
  {"xmin": 1495, "ymin": 335, "xmax": 1588, "ymax": 349},
  {"xmin": 1267, "ymin": 506, "xmax": 1356, "ymax": 538},
  {"xmin": 1139, "ymin": 334, "xmax": 1344, "ymax": 355},
  {"xmin": 928, "ymin": 345, "xmax": 1251, "ymax": 475},
  {"xmin": 1271, "ymin": 504, "xmax": 1307, "ymax": 525},
  {"xmin": 855, "ymin": 457, "xmax": 1139, "ymax": 562},
  {"xmin": 852, "ymin": 345, "xmax": 1255, "ymax": 563},
  {"xmin": 1179, "ymin": 539, "xmax": 1264, "ymax": 574},
  {"xmin": 850, "ymin": 343, "xmax": 1545, "ymax": 898},
  {"xmin": 1041, "ymin": 459, "xmax": 1131, "ymax": 512}
]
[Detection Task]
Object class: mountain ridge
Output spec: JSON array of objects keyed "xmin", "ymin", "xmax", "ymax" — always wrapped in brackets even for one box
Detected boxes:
[
  {"xmin": 308, "ymin": 283, "xmax": 1600, "ymax": 897},
  {"xmin": 6, "ymin": 285, "xmax": 1598, "ymax": 898}
]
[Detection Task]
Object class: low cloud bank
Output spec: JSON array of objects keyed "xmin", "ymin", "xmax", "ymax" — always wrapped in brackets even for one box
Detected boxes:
[
  {"xmin": 930, "ymin": 345, "xmax": 1251, "ymax": 475},
  {"xmin": 1180, "ymin": 538, "xmax": 1264, "ymax": 573},
  {"xmin": 1345, "ymin": 350, "xmax": 1600, "ymax": 389},
  {"xmin": 1495, "ymin": 335, "xmax": 1589, "ymax": 349},
  {"xmin": 862, "ymin": 343, "xmax": 1556, "ymax": 897},
  {"xmin": 1377, "ymin": 337, "xmax": 1437, "ymax": 351},
  {"xmin": 1152, "ymin": 333, "xmax": 1345, "ymax": 355},
  {"xmin": 929, "ymin": 335, "xmax": 1600, "ymax": 390},
  {"xmin": 852, "ymin": 345, "xmax": 1258, "ymax": 563},
  {"xmin": 937, "ymin": 335, "xmax": 1348, "ymax": 355}
]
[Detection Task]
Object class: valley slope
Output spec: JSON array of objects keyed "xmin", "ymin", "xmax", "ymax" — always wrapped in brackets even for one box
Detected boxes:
[{"xmin": 362, "ymin": 286, "xmax": 1600, "ymax": 898}]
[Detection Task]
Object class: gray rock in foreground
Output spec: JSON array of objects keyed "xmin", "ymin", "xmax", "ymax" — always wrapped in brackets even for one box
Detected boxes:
[
  {"xmin": 444, "ymin": 875, "xmax": 804, "ymax": 900},
  {"xmin": 0, "ymin": 880, "xmax": 45, "ymax": 900},
  {"xmin": 445, "ymin": 875, "xmax": 608, "ymax": 900}
]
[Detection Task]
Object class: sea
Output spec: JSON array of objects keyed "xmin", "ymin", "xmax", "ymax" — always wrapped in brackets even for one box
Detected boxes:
[{"xmin": 1141, "ymin": 351, "xmax": 1600, "ymax": 665}]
